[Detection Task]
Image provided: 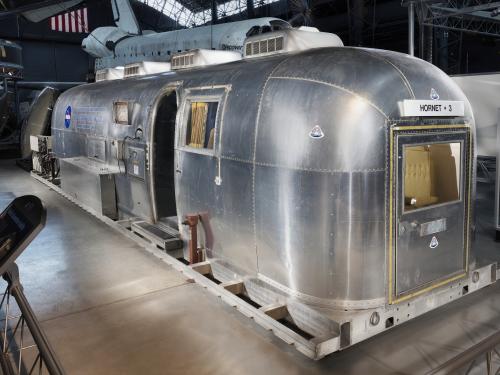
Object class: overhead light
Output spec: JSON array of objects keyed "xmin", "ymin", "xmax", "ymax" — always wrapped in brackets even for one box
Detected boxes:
[{"xmin": 492, "ymin": 7, "xmax": 500, "ymax": 17}]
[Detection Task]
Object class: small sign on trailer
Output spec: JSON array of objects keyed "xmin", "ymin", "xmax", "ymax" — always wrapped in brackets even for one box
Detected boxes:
[{"xmin": 400, "ymin": 100, "xmax": 465, "ymax": 117}]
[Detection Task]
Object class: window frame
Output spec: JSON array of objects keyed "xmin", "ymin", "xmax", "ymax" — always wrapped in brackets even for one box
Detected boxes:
[
  {"xmin": 177, "ymin": 87, "xmax": 228, "ymax": 157},
  {"xmin": 113, "ymin": 101, "xmax": 133, "ymax": 126},
  {"xmin": 401, "ymin": 139, "xmax": 464, "ymax": 214}
]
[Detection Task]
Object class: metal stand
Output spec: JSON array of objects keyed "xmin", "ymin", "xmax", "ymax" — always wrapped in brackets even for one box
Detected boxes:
[
  {"xmin": 0, "ymin": 196, "xmax": 65, "ymax": 375},
  {"xmin": 0, "ymin": 264, "xmax": 65, "ymax": 375}
]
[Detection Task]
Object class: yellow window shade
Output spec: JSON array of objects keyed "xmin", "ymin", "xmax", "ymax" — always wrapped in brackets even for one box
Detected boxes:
[{"xmin": 188, "ymin": 102, "xmax": 208, "ymax": 148}]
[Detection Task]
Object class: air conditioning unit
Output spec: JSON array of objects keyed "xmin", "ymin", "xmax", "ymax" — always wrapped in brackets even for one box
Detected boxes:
[
  {"xmin": 95, "ymin": 68, "xmax": 124, "ymax": 82},
  {"xmin": 123, "ymin": 61, "xmax": 171, "ymax": 78},
  {"xmin": 171, "ymin": 49, "xmax": 241, "ymax": 70},
  {"xmin": 243, "ymin": 27, "xmax": 343, "ymax": 58}
]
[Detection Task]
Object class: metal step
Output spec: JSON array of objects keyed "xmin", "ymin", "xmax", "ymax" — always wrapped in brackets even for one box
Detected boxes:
[{"xmin": 131, "ymin": 220, "xmax": 183, "ymax": 252}]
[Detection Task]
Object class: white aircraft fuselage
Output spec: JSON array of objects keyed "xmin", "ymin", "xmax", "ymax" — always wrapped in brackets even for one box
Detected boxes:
[{"xmin": 82, "ymin": 18, "xmax": 289, "ymax": 69}]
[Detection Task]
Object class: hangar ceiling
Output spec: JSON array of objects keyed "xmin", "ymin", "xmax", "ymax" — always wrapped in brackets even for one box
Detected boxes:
[{"xmin": 139, "ymin": 0, "xmax": 280, "ymax": 26}]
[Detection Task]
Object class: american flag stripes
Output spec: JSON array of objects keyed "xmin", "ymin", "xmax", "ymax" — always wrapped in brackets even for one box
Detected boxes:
[{"xmin": 50, "ymin": 7, "xmax": 88, "ymax": 33}]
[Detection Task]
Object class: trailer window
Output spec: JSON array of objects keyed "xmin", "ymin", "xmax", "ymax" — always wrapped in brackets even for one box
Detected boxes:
[
  {"xmin": 404, "ymin": 142, "xmax": 461, "ymax": 211},
  {"xmin": 185, "ymin": 101, "xmax": 218, "ymax": 150},
  {"xmin": 114, "ymin": 101, "xmax": 131, "ymax": 125}
]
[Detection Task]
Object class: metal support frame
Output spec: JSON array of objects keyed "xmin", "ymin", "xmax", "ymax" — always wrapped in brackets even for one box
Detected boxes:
[
  {"xmin": 408, "ymin": 1, "xmax": 415, "ymax": 55},
  {"xmin": 347, "ymin": 0, "xmax": 378, "ymax": 46},
  {"xmin": 407, "ymin": 1, "xmax": 500, "ymax": 38},
  {"xmin": 0, "ymin": 196, "xmax": 64, "ymax": 375},
  {"xmin": 0, "ymin": 265, "xmax": 65, "ymax": 375},
  {"xmin": 495, "ymin": 109, "xmax": 500, "ymax": 240}
]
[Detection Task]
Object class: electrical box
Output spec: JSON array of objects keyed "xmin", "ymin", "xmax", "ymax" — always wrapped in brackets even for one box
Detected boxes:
[{"xmin": 126, "ymin": 146, "xmax": 146, "ymax": 180}]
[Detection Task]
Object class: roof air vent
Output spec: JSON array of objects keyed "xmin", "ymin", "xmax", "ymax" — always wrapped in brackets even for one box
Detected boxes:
[
  {"xmin": 171, "ymin": 49, "xmax": 241, "ymax": 70},
  {"xmin": 123, "ymin": 61, "xmax": 171, "ymax": 78},
  {"xmin": 244, "ymin": 27, "xmax": 343, "ymax": 58},
  {"xmin": 95, "ymin": 68, "xmax": 124, "ymax": 82}
]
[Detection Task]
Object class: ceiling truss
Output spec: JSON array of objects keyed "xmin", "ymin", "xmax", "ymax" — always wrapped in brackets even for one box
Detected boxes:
[{"xmin": 410, "ymin": 0, "xmax": 500, "ymax": 38}]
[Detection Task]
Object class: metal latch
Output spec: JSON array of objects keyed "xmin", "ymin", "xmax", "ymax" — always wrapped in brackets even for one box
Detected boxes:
[{"xmin": 420, "ymin": 218, "xmax": 447, "ymax": 237}]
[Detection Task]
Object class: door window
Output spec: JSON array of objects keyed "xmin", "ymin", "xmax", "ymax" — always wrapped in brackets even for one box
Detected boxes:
[{"xmin": 404, "ymin": 142, "xmax": 461, "ymax": 211}]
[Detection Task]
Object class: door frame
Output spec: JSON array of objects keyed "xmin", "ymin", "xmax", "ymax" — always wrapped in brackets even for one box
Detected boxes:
[
  {"xmin": 148, "ymin": 82, "xmax": 182, "ymax": 223},
  {"xmin": 388, "ymin": 123, "xmax": 473, "ymax": 304}
]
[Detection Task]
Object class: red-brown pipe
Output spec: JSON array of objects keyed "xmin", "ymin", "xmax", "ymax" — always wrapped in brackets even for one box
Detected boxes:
[{"xmin": 184, "ymin": 214, "xmax": 200, "ymax": 264}]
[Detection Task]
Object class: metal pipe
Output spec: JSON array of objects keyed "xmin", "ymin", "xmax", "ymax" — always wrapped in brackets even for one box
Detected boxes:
[
  {"xmin": 211, "ymin": 0, "xmax": 218, "ymax": 24},
  {"xmin": 419, "ymin": 19, "xmax": 425, "ymax": 58},
  {"xmin": 2, "ymin": 264, "xmax": 65, "ymax": 375},
  {"xmin": 183, "ymin": 214, "xmax": 200, "ymax": 264},
  {"xmin": 8, "ymin": 285, "xmax": 65, "ymax": 375},
  {"xmin": 408, "ymin": 1, "xmax": 415, "ymax": 56},
  {"xmin": 495, "ymin": 109, "xmax": 500, "ymax": 241},
  {"xmin": 426, "ymin": 25, "xmax": 433, "ymax": 63}
]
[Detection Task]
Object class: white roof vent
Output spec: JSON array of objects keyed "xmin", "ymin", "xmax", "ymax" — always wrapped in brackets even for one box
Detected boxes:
[
  {"xmin": 123, "ymin": 61, "xmax": 171, "ymax": 78},
  {"xmin": 244, "ymin": 28, "xmax": 343, "ymax": 58},
  {"xmin": 95, "ymin": 68, "xmax": 124, "ymax": 82},
  {"xmin": 171, "ymin": 49, "xmax": 241, "ymax": 70}
]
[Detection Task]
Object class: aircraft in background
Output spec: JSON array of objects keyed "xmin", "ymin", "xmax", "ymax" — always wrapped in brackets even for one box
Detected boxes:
[{"xmin": 82, "ymin": 0, "xmax": 290, "ymax": 69}]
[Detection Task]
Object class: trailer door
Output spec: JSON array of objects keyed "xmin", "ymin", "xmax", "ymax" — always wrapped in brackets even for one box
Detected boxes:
[{"xmin": 390, "ymin": 124, "xmax": 472, "ymax": 303}]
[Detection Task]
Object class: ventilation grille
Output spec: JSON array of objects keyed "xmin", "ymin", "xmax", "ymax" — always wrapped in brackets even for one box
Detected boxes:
[
  {"xmin": 171, "ymin": 53, "xmax": 195, "ymax": 70},
  {"xmin": 124, "ymin": 65, "xmax": 140, "ymax": 77},
  {"xmin": 95, "ymin": 68, "xmax": 124, "ymax": 82},
  {"xmin": 95, "ymin": 70, "xmax": 107, "ymax": 82},
  {"xmin": 244, "ymin": 36, "xmax": 284, "ymax": 57}
]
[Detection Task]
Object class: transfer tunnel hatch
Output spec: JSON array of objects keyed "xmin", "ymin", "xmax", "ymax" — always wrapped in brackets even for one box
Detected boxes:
[{"xmin": 390, "ymin": 124, "xmax": 472, "ymax": 303}]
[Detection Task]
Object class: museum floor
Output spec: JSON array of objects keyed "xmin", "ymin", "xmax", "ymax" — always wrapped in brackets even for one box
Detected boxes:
[{"xmin": 1, "ymin": 159, "xmax": 499, "ymax": 375}]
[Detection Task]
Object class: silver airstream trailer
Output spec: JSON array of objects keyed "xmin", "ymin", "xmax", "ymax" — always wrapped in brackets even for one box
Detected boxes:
[{"xmin": 49, "ymin": 27, "xmax": 487, "ymax": 358}]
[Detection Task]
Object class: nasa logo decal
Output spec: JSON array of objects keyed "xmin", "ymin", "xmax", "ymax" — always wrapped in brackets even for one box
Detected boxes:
[
  {"xmin": 429, "ymin": 236, "xmax": 439, "ymax": 249},
  {"xmin": 430, "ymin": 88, "xmax": 440, "ymax": 100},
  {"xmin": 64, "ymin": 106, "xmax": 72, "ymax": 128},
  {"xmin": 309, "ymin": 125, "xmax": 324, "ymax": 139}
]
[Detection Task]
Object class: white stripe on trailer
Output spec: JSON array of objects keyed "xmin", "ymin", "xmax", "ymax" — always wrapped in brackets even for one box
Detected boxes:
[{"xmin": 58, "ymin": 15, "xmax": 63, "ymax": 32}]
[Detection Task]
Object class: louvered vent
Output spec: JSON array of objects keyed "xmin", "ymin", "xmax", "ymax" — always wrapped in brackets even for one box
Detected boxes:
[
  {"xmin": 243, "ymin": 28, "xmax": 343, "ymax": 59},
  {"xmin": 124, "ymin": 65, "xmax": 140, "ymax": 77},
  {"xmin": 244, "ymin": 36, "xmax": 284, "ymax": 57},
  {"xmin": 95, "ymin": 70, "xmax": 107, "ymax": 82},
  {"xmin": 94, "ymin": 68, "xmax": 124, "ymax": 82},
  {"xmin": 171, "ymin": 53, "xmax": 195, "ymax": 70},
  {"xmin": 171, "ymin": 49, "xmax": 241, "ymax": 70}
]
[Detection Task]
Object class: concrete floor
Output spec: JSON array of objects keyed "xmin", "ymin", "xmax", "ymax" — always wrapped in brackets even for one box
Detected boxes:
[{"xmin": 1, "ymin": 159, "xmax": 500, "ymax": 374}]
